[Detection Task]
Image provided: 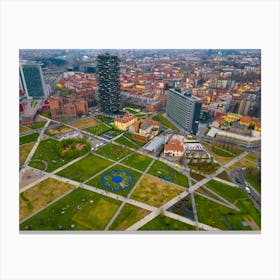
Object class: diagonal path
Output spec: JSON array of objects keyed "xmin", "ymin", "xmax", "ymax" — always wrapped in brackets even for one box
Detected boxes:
[
  {"xmin": 104, "ymin": 159, "xmax": 156, "ymax": 230},
  {"xmin": 126, "ymin": 151, "xmax": 248, "ymax": 231},
  {"xmin": 19, "ymin": 119, "xmax": 51, "ymax": 182}
]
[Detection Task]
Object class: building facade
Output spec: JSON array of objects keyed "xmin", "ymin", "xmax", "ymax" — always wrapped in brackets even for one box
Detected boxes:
[
  {"xmin": 96, "ymin": 54, "xmax": 120, "ymax": 114},
  {"xmin": 114, "ymin": 114, "xmax": 138, "ymax": 131},
  {"xmin": 49, "ymin": 94, "xmax": 88, "ymax": 119},
  {"xmin": 166, "ymin": 88, "xmax": 202, "ymax": 134},
  {"xmin": 19, "ymin": 60, "xmax": 47, "ymax": 99}
]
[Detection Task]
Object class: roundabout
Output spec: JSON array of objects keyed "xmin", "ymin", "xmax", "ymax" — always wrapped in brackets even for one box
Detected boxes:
[{"xmin": 101, "ymin": 170, "xmax": 134, "ymax": 191}]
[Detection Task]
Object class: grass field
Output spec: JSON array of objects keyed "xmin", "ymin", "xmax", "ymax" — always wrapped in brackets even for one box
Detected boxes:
[
  {"xmin": 227, "ymin": 153, "xmax": 257, "ymax": 172},
  {"xmin": 45, "ymin": 125, "xmax": 73, "ymax": 136},
  {"xmin": 194, "ymin": 194, "xmax": 243, "ymax": 230},
  {"xmin": 95, "ymin": 115, "xmax": 114, "ymax": 124},
  {"xmin": 244, "ymin": 167, "xmax": 261, "ymax": 193},
  {"xmin": 95, "ymin": 143, "xmax": 132, "ymax": 161},
  {"xmin": 202, "ymin": 142, "xmax": 235, "ymax": 165},
  {"xmin": 87, "ymin": 164, "xmax": 141, "ymax": 197},
  {"xmin": 39, "ymin": 111, "xmax": 51, "ymax": 118},
  {"xmin": 20, "ymin": 133, "xmax": 39, "ymax": 145},
  {"xmin": 121, "ymin": 152, "xmax": 153, "ymax": 171},
  {"xmin": 148, "ymin": 160, "xmax": 189, "ymax": 188},
  {"xmin": 190, "ymin": 172, "xmax": 205, "ymax": 182},
  {"xmin": 114, "ymin": 136, "xmax": 139, "ymax": 149},
  {"xmin": 188, "ymin": 161, "xmax": 220, "ymax": 175},
  {"xmin": 69, "ymin": 117, "xmax": 100, "ymax": 129},
  {"xmin": 84, "ymin": 124, "xmax": 111, "ymax": 135},
  {"xmin": 215, "ymin": 171, "xmax": 232, "ymax": 182},
  {"xmin": 57, "ymin": 154, "xmax": 113, "ymax": 182},
  {"xmin": 212, "ymin": 146, "xmax": 233, "ymax": 157},
  {"xmin": 152, "ymin": 112, "xmax": 178, "ymax": 130},
  {"xmin": 109, "ymin": 204, "xmax": 151, "ymax": 230},
  {"xmin": 123, "ymin": 133, "xmax": 146, "ymax": 146},
  {"xmin": 205, "ymin": 179, "xmax": 261, "ymax": 228},
  {"xmin": 130, "ymin": 175, "xmax": 184, "ymax": 207},
  {"xmin": 20, "ymin": 143, "xmax": 34, "ymax": 165},
  {"xmin": 20, "ymin": 125, "xmax": 30, "ymax": 133},
  {"xmin": 104, "ymin": 129, "xmax": 122, "ymax": 137},
  {"xmin": 27, "ymin": 121, "xmax": 47, "ymax": 130},
  {"xmin": 139, "ymin": 215, "xmax": 195, "ymax": 231},
  {"xmin": 20, "ymin": 178, "xmax": 74, "ymax": 221},
  {"xmin": 20, "ymin": 188, "xmax": 121, "ymax": 230},
  {"xmin": 29, "ymin": 139, "xmax": 84, "ymax": 172}
]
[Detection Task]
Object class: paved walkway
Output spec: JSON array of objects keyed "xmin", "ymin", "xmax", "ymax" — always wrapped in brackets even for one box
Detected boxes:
[
  {"xmin": 104, "ymin": 159, "xmax": 156, "ymax": 230},
  {"xmin": 212, "ymin": 177, "xmax": 239, "ymax": 187},
  {"xmin": 20, "ymin": 115, "xmax": 250, "ymax": 231},
  {"xmin": 126, "ymin": 151, "xmax": 248, "ymax": 231},
  {"xmin": 20, "ymin": 120, "xmax": 51, "ymax": 182}
]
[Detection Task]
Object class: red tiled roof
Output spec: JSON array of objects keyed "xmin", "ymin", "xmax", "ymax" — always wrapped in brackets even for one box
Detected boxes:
[
  {"xmin": 240, "ymin": 116, "xmax": 252, "ymax": 123},
  {"xmin": 164, "ymin": 143, "xmax": 184, "ymax": 152}
]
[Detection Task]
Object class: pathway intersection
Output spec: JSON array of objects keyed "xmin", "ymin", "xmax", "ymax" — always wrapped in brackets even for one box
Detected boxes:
[{"xmin": 19, "ymin": 115, "xmax": 258, "ymax": 231}]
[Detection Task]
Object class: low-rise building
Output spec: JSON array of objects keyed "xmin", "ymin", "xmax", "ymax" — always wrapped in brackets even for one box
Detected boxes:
[
  {"xmin": 114, "ymin": 114, "xmax": 138, "ymax": 131},
  {"xmin": 49, "ymin": 94, "xmax": 88, "ymax": 119},
  {"xmin": 215, "ymin": 130, "xmax": 261, "ymax": 149},
  {"xmin": 164, "ymin": 138, "xmax": 184, "ymax": 157},
  {"xmin": 129, "ymin": 119, "xmax": 160, "ymax": 143}
]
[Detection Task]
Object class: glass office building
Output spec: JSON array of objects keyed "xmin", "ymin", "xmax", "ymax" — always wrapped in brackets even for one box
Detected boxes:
[
  {"xmin": 96, "ymin": 54, "xmax": 120, "ymax": 114},
  {"xmin": 19, "ymin": 60, "xmax": 47, "ymax": 99},
  {"xmin": 166, "ymin": 88, "xmax": 202, "ymax": 134}
]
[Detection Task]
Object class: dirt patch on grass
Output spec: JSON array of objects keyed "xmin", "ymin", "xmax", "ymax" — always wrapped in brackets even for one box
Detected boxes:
[
  {"xmin": 20, "ymin": 143, "xmax": 35, "ymax": 165},
  {"xmin": 20, "ymin": 169, "xmax": 45, "ymax": 189},
  {"xmin": 69, "ymin": 117, "xmax": 100, "ymax": 129},
  {"xmin": 131, "ymin": 175, "xmax": 183, "ymax": 207},
  {"xmin": 46, "ymin": 126, "xmax": 73, "ymax": 136},
  {"xmin": 20, "ymin": 125, "xmax": 30, "ymax": 134}
]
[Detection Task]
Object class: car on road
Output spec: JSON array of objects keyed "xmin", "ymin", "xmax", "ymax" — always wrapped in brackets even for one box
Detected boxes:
[{"xmin": 245, "ymin": 186, "xmax": 251, "ymax": 194}]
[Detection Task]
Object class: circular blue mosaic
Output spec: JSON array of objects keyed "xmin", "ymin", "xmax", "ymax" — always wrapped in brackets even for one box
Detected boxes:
[{"xmin": 101, "ymin": 170, "xmax": 134, "ymax": 191}]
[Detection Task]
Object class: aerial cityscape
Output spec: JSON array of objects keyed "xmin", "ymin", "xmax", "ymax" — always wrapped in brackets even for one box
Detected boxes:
[{"xmin": 19, "ymin": 49, "xmax": 261, "ymax": 231}]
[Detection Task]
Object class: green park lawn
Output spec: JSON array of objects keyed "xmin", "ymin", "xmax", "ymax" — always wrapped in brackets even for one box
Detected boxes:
[
  {"xmin": 121, "ymin": 152, "xmax": 153, "ymax": 171},
  {"xmin": 84, "ymin": 124, "xmax": 111, "ymax": 135},
  {"xmin": 28, "ymin": 139, "xmax": 86, "ymax": 172},
  {"xmin": 152, "ymin": 112, "xmax": 178, "ymax": 130},
  {"xmin": 20, "ymin": 133, "xmax": 39, "ymax": 145},
  {"xmin": 205, "ymin": 180, "xmax": 261, "ymax": 229},
  {"xmin": 114, "ymin": 136, "xmax": 139, "ymax": 149},
  {"xmin": 20, "ymin": 143, "xmax": 34, "ymax": 165},
  {"xmin": 20, "ymin": 188, "xmax": 121, "ymax": 231},
  {"xmin": 87, "ymin": 164, "xmax": 141, "ymax": 197},
  {"xmin": 190, "ymin": 172, "xmax": 205, "ymax": 182},
  {"xmin": 123, "ymin": 133, "xmax": 146, "ymax": 146},
  {"xmin": 130, "ymin": 175, "xmax": 184, "ymax": 207},
  {"xmin": 244, "ymin": 167, "xmax": 261, "ymax": 193},
  {"xmin": 57, "ymin": 154, "xmax": 113, "ymax": 182},
  {"xmin": 212, "ymin": 146, "xmax": 234, "ymax": 157},
  {"xmin": 139, "ymin": 215, "xmax": 195, "ymax": 231},
  {"xmin": 148, "ymin": 160, "xmax": 189, "ymax": 188},
  {"xmin": 95, "ymin": 143, "xmax": 132, "ymax": 161},
  {"xmin": 215, "ymin": 171, "xmax": 233, "ymax": 182},
  {"xmin": 194, "ymin": 193, "xmax": 243, "ymax": 230},
  {"xmin": 20, "ymin": 124, "xmax": 30, "ymax": 133},
  {"xmin": 20, "ymin": 178, "xmax": 74, "ymax": 221},
  {"xmin": 95, "ymin": 115, "xmax": 114, "ymax": 124},
  {"xmin": 27, "ymin": 121, "xmax": 47, "ymax": 130},
  {"xmin": 109, "ymin": 204, "xmax": 151, "ymax": 230}
]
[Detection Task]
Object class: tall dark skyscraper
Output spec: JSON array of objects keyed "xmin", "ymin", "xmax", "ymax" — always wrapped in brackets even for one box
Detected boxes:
[
  {"xmin": 166, "ymin": 88, "xmax": 202, "ymax": 134},
  {"xmin": 96, "ymin": 54, "xmax": 120, "ymax": 114},
  {"xmin": 19, "ymin": 60, "xmax": 47, "ymax": 99}
]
